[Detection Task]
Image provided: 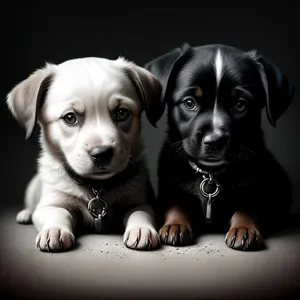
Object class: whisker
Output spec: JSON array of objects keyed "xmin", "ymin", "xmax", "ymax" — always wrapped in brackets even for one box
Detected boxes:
[
  {"xmin": 130, "ymin": 156, "xmax": 138, "ymax": 163},
  {"xmin": 174, "ymin": 145, "xmax": 184, "ymax": 156},
  {"xmin": 227, "ymin": 151, "xmax": 238, "ymax": 162},
  {"xmin": 170, "ymin": 140, "xmax": 183, "ymax": 149},
  {"xmin": 179, "ymin": 148, "xmax": 187, "ymax": 158},
  {"xmin": 239, "ymin": 145, "xmax": 257, "ymax": 161},
  {"xmin": 128, "ymin": 158, "xmax": 137, "ymax": 169},
  {"xmin": 240, "ymin": 145, "xmax": 257, "ymax": 157},
  {"xmin": 227, "ymin": 144, "xmax": 258, "ymax": 163}
]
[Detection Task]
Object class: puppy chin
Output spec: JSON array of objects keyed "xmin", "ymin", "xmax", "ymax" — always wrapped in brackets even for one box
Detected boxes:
[
  {"xmin": 86, "ymin": 170, "xmax": 118, "ymax": 180},
  {"xmin": 197, "ymin": 159, "xmax": 226, "ymax": 167},
  {"xmin": 191, "ymin": 158, "xmax": 229, "ymax": 173},
  {"xmin": 85, "ymin": 159, "xmax": 130, "ymax": 180}
]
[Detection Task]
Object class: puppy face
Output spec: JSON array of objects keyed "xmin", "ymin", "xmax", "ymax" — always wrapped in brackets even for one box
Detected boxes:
[
  {"xmin": 171, "ymin": 47, "xmax": 268, "ymax": 169},
  {"xmin": 7, "ymin": 57, "xmax": 163, "ymax": 179},
  {"xmin": 145, "ymin": 44, "xmax": 294, "ymax": 171}
]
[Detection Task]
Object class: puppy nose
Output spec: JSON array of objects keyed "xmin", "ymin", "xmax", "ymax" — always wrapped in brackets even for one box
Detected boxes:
[
  {"xmin": 89, "ymin": 146, "xmax": 114, "ymax": 163},
  {"xmin": 203, "ymin": 134, "xmax": 228, "ymax": 150}
]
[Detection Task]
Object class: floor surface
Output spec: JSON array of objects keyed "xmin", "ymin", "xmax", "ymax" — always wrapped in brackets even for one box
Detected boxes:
[{"xmin": 1, "ymin": 206, "xmax": 300, "ymax": 300}]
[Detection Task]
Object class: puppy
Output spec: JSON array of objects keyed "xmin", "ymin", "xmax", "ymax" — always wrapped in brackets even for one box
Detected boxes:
[
  {"xmin": 145, "ymin": 43, "xmax": 295, "ymax": 251},
  {"xmin": 7, "ymin": 56, "xmax": 164, "ymax": 252}
]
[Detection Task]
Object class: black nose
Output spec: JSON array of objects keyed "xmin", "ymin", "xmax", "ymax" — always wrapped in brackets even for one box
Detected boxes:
[
  {"xmin": 89, "ymin": 146, "xmax": 114, "ymax": 164},
  {"xmin": 203, "ymin": 135, "xmax": 228, "ymax": 151}
]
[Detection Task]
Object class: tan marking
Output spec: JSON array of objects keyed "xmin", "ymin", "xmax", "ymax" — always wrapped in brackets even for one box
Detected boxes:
[{"xmin": 195, "ymin": 87, "xmax": 203, "ymax": 98}]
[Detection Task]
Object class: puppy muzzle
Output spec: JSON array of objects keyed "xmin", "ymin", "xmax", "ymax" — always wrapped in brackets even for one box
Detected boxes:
[{"xmin": 88, "ymin": 146, "xmax": 114, "ymax": 166}]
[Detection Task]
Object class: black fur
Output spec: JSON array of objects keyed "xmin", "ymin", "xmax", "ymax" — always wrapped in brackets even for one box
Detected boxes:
[{"xmin": 145, "ymin": 43, "xmax": 295, "ymax": 250}]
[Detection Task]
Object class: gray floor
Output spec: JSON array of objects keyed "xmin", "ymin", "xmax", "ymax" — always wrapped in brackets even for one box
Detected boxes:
[{"xmin": 1, "ymin": 206, "xmax": 300, "ymax": 300}]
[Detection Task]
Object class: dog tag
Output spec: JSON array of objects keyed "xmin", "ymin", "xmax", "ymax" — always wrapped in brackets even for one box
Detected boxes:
[
  {"xmin": 206, "ymin": 194, "xmax": 212, "ymax": 219},
  {"xmin": 95, "ymin": 215, "xmax": 103, "ymax": 232}
]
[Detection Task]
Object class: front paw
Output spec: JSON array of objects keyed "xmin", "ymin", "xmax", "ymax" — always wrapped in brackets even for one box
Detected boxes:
[
  {"xmin": 124, "ymin": 227, "xmax": 160, "ymax": 250},
  {"xmin": 36, "ymin": 228, "xmax": 75, "ymax": 252},
  {"xmin": 159, "ymin": 224, "xmax": 194, "ymax": 246},
  {"xmin": 225, "ymin": 227, "xmax": 264, "ymax": 251}
]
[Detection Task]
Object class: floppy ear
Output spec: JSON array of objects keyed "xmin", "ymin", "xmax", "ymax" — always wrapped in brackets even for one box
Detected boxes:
[
  {"xmin": 123, "ymin": 63, "xmax": 164, "ymax": 127},
  {"xmin": 144, "ymin": 43, "xmax": 194, "ymax": 105},
  {"xmin": 6, "ymin": 64, "xmax": 55, "ymax": 139},
  {"xmin": 255, "ymin": 53, "xmax": 295, "ymax": 127}
]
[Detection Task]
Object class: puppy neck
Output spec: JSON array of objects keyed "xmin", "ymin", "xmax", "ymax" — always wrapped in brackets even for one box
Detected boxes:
[{"xmin": 63, "ymin": 158, "xmax": 141, "ymax": 192}]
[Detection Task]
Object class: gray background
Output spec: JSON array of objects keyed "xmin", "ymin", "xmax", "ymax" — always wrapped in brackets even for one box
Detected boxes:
[{"xmin": 2, "ymin": 2, "xmax": 299, "ymax": 214}]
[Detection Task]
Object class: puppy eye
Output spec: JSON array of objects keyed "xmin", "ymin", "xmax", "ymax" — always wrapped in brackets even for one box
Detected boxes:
[
  {"xmin": 62, "ymin": 112, "xmax": 78, "ymax": 125},
  {"xmin": 115, "ymin": 107, "xmax": 130, "ymax": 122},
  {"xmin": 234, "ymin": 99, "xmax": 248, "ymax": 113},
  {"xmin": 183, "ymin": 97, "xmax": 197, "ymax": 110}
]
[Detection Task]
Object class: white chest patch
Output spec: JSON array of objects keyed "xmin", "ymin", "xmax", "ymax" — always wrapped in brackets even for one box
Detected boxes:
[{"xmin": 215, "ymin": 49, "xmax": 223, "ymax": 86}]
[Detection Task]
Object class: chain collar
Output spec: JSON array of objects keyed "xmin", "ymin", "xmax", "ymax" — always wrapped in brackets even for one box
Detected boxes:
[{"xmin": 188, "ymin": 160, "xmax": 225, "ymax": 176}]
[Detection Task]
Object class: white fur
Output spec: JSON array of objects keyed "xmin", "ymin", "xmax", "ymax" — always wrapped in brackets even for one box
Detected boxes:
[
  {"xmin": 7, "ymin": 57, "xmax": 161, "ymax": 252},
  {"xmin": 212, "ymin": 49, "xmax": 224, "ymax": 132},
  {"xmin": 215, "ymin": 49, "xmax": 223, "ymax": 86}
]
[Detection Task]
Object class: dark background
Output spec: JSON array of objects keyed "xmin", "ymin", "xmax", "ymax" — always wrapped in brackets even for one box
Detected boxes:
[{"xmin": 2, "ymin": 2, "xmax": 299, "ymax": 214}]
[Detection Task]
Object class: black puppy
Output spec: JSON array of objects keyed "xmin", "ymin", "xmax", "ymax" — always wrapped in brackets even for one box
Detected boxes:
[{"xmin": 145, "ymin": 43, "xmax": 295, "ymax": 251}]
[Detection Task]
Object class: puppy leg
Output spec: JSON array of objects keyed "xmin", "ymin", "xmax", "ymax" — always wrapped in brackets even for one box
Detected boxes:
[
  {"xmin": 17, "ymin": 174, "xmax": 41, "ymax": 224},
  {"xmin": 123, "ymin": 205, "xmax": 160, "ymax": 250},
  {"xmin": 159, "ymin": 204, "xmax": 194, "ymax": 246},
  {"xmin": 32, "ymin": 205, "xmax": 76, "ymax": 252},
  {"xmin": 225, "ymin": 210, "xmax": 264, "ymax": 251}
]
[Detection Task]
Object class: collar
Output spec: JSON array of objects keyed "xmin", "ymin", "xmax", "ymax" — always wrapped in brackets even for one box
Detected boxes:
[{"xmin": 188, "ymin": 160, "xmax": 226, "ymax": 176}]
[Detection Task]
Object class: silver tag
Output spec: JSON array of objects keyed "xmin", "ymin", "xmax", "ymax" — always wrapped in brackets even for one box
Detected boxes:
[
  {"xmin": 206, "ymin": 194, "xmax": 212, "ymax": 219},
  {"xmin": 95, "ymin": 215, "xmax": 103, "ymax": 232}
]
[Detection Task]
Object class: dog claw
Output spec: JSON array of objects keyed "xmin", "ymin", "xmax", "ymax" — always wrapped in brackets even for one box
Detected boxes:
[
  {"xmin": 242, "ymin": 229, "xmax": 249, "ymax": 251},
  {"xmin": 36, "ymin": 239, "xmax": 41, "ymax": 251},
  {"xmin": 172, "ymin": 236, "xmax": 176, "ymax": 246},
  {"xmin": 36, "ymin": 228, "xmax": 75, "ymax": 252},
  {"xmin": 179, "ymin": 231, "xmax": 184, "ymax": 245},
  {"xmin": 255, "ymin": 232, "xmax": 261, "ymax": 250},
  {"xmin": 133, "ymin": 231, "xmax": 140, "ymax": 249},
  {"xmin": 229, "ymin": 229, "xmax": 237, "ymax": 248},
  {"xmin": 226, "ymin": 227, "xmax": 264, "ymax": 251},
  {"xmin": 225, "ymin": 232, "xmax": 228, "ymax": 244},
  {"xmin": 163, "ymin": 228, "xmax": 169, "ymax": 244},
  {"xmin": 159, "ymin": 224, "xmax": 194, "ymax": 246},
  {"xmin": 124, "ymin": 227, "xmax": 159, "ymax": 250},
  {"xmin": 46, "ymin": 237, "xmax": 51, "ymax": 252},
  {"xmin": 147, "ymin": 237, "xmax": 152, "ymax": 250},
  {"xmin": 59, "ymin": 238, "xmax": 63, "ymax": 250}
]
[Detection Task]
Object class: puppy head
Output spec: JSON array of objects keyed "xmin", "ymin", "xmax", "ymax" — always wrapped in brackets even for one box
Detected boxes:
[
  {"xmin": 7, "ymin": 57, "xmax": 162, "ymax": 179},
  {"xmin": 145, "ymin": 43, "xmax": 295, "ymax": 171}
]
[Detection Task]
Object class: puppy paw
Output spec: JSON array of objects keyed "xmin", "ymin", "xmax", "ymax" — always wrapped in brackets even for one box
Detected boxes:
[
  {"xmin": 159, "ymin": 224, "xmax": 194, "ymax": 246},
  {"xmin": 36, "ymin": 228, "xmax": 75, "ymax": 252},
  {"xmin": 16, "ymin": 209, "xmax": 32, "ymax": 224},
  {"xmin": 124, "ymin": 227, "xmax": 160, "ymax": 250},
  {"xmin": 225, "ymin": 227, "xmax": 264, "ymax": 251}
]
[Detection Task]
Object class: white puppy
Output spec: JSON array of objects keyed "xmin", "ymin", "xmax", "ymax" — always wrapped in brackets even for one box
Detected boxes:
[{"xmin": 7, "ymin": 56, "xmax": 164, "ymax": 252}]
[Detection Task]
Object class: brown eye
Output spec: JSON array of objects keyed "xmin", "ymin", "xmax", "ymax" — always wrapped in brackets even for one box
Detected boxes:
[
  {"xmin": 183, "ymin": 97, "xmax": 197, "ymax": 110},
  {"xmin": 235, "ymin": 99, "xmax": 248, "ymax": 112},
  {"xmin": 116, "ymin": 107, "xmax": 130, "ymax": 122},
  {"xmin": 63, "ymin": 112, "xmax": 78, "ymax": 125}
]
